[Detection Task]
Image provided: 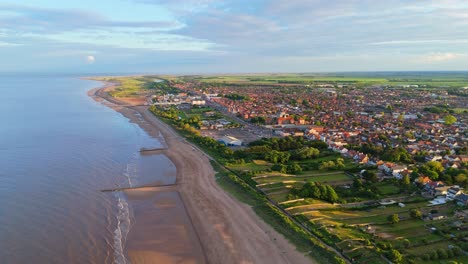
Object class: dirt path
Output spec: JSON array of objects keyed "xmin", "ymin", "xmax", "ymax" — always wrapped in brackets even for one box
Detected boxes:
[{"xmin": 91, "ymin": 84, "xmax": 313, "ymax": 264}]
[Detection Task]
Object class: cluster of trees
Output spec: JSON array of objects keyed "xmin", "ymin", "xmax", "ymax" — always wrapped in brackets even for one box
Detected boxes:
[
  {"xmin": 444, "ymin": 114, "xmax": 457, "ymax": 125},
  {"xmin": 224, "ymin": 93, "xmax": 249, "ymax": 101},
  {"xmin": 319, "ymin": 158, "xmax": 345, "ymax": 170},
  {"xmin": 420, "ymin": 247, "xmax": 463, "ymax": 261},
  {"xmin": 291, "ymin": 147, "xmax": 320, "ymax": 160},
  {"xmin": 190, "ymin": 134, "xmax": 233, "ymax": 156},
  {"xmin": 249, "ymin": 136, "xmax": 327, "ymax": 152},
  {"xmin": 418, "ymin": 161, "xmax": 444, "ymax": 180},
  {"xmin": 381, "ymin": 147, "xmax": 412, "ymax": 163},
  {"xmin": 424, "ymin": 106, "xmax": 450, "ymax": 114},
  {"xmin": 413, "ymin": 162, "xmax": 467, "ymax": 186},
  {"xmin": 291, "ymin": 182, "xmax": 339, "ymax": 203},
  {"xmin": 339, "ymin": 178, "xmax": 380, "ymax": 200},
  {"xmin": 271, "ymin": 163, "xmax": 303, "ymax": 174},
  {"xmin": 265, "ymin": 150, "xmax": 291, "ymax": 164},
  {"xmin": 237, "ymin": 137, "xmax": 329, "ymax": 173},
  {"xmin": 151, "ymin": 106, "xmax": 179, "ymax": 120},
  {"xmin": 149, "ymin": 106, "xmax": 234, "ymax": 159},
  {"xmin": 250, "ymin": 116, "xmax": 266, "ymax": 125},
  {"xmin": 361, "ymin": 170, "xmax": 378, "ymax": 183}
]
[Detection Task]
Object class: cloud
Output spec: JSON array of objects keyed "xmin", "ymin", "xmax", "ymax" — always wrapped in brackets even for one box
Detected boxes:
[
  {"xmin": 2, "ymin": 1, "xmax": 468, "ymax": 72},
  {"xmin": 370, "ymin": 39, "xmax": 468, "ymax": 45},
  {"xmin": 0, "ymin": 4, "xmax": 180, "ymax": 34},
  {"xmin": 420, "ymin": 52, "xmax": 465, "ymax": 63},
  {"xmin": 0, "ymin": 4, "xmax": 213, "ymax": 51},
  {"xmin": 0, "ymin": 41, "xmax": 21, "ymax": 47}
]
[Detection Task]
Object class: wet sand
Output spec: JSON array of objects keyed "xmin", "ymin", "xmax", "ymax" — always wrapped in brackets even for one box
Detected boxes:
[
  {"xmin": 89, "ymin": 83, "xmax": 313, "ymax": 264},
  {"xmin": 125, "ymin": 190, "xmax": 205, "ymax": 264}
]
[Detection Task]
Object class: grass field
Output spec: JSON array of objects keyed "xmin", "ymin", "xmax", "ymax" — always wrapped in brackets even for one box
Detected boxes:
[
  {"xmin": 375, "ymin": 182, "xmax": 401, "ymax": 195},
  {"xmin": 228, "ymin": 160, "xmax": 272, "ymax": 171},
  {"xmin": 103, "ymin": 77, "xmax": 150, "ymax": 97},
  {"xmin": 181, "ymin": 72, "xmax": 468, "ymax": 88}
]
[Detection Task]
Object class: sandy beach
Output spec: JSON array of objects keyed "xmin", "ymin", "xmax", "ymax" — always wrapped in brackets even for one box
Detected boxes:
[{"xmin": 89, "ymin": 83, "xmax": 312, "ymax": 264}]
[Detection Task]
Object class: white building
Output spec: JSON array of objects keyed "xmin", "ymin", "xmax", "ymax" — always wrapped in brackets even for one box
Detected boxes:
[{"xmin": 218, "ymin": 136, "xmax": 243, "ymax": 146}]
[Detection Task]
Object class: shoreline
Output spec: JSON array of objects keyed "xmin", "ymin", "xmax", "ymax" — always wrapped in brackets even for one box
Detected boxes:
[{"xmin": 89, "ymin": 81, "xmax": 312, "ymax": 264}]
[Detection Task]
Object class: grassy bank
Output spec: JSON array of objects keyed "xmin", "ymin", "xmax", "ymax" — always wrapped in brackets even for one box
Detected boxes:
[{"xmin": 211, "ymin": 161, "xmax": 346, "ymax": 264}]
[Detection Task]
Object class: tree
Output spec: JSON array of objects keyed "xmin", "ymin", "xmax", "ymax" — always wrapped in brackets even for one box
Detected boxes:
[
  {"xmin": 410, "ymin": 209, "xmax": 422, "ymax": 219},
  {"xmin": 326, "ymin": 185, "xmax": 339, "ymax": 203},
  {"xmin": 426, "ymin": 161, "xmax": 444, "ymax": 174},
  {"xmin": 335, "ymin": 158, "xmax": 345, "ymax": 169},
  {"xmin": 444, "ymin": 114, "xmax": 457, "ymax": 125},
  {"xmin": 271, "ymin": 164, "xmax": 287, "ymax": 173},
  {"xmin": 455, "ymin": 173, "xmax": 467, "ymax": 185},
  {"xmin": 250, "ymin": 116, "xmax": 266, "ymax": 125},
  {"xmin": 363, "ymin": 170, "xmax": 378, "ymax": 183},
  {"xmin": 388, "ymin": 214, "xmax": 399, "ymax": 224},
  {"xmin": 437, "ymin": 248, "xmax": 448, "ymax": 259},
  {"xmin": 353, "ymin": 178, "xmax": 363, "ymax": 190},
  {"xmin": 319, "ymin": 160, "xmax": 336, "ymax": 170},
  {"xmin": 292, "ymin": 147, "xmax": 320, "ymax": 160},
  {"xmin": 402, "ymin": 174, "xmax": 411, "ymax": 187},
  {"xmin": 265, "ymin": 150, "xmax": 290, "ymax": 164},
  {"xmin": 293, "ymin": 182, "xmax": 339, "ymax": 203},
  {"xmin": 388, "ymin": 249, "xmax": 403, "ymax": 263},
  {"xmin": 286, "ymin": 163, "xmax": 302, "ymax": 174}
]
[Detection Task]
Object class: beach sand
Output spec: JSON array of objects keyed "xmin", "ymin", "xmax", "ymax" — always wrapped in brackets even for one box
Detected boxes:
[{"xmin": 89, "ymin": 83, "xmax": 313, "ymax": 264}]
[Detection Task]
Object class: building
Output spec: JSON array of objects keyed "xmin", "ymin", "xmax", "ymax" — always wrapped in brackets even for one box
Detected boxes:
[
  {"xmin": 191, "ymin": 100, "xmax": 206, "ymax": 106},
  {"xmin": 218, "ymin": 136, "xmax": 243, "ymax": 146},
  {"xmin": 456, "ymin": 194, "xmax": 468, "ymax": 206},
  {"xmin": 446, "ymin": 186, "xmax": 464, "ymax": 200}
]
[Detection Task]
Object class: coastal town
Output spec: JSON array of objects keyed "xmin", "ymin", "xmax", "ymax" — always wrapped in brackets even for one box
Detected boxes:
[
  {"xmin": 138, "ymin": 74, "xmax": 467, "ymax": 264},
  {"xmin": 99, "ymin": 73, "xmax": 468, "ymax": 264},
  {"xmin": 155, "ymin": 76, "xmax": 466, "ymax": 178}
]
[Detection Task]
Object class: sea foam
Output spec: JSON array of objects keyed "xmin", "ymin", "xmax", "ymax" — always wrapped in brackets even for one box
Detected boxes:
[{"xmin": 113, "ymin": 192, "xmax": 132, "ymax": 264}]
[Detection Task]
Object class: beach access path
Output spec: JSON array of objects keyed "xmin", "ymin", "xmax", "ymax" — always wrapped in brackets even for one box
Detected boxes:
[{"xmin": 91, "ymin": 82, "xmax": 313, "ymax": 264}]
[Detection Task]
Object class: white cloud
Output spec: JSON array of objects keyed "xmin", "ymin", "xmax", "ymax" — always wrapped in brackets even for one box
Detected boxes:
[
  {"xmin": 420, "ymin": 52, "xmax": 465, "ymax": 63},
  {"xmin": 0, "ymin": 41, "xmax": 21, "ymax": 47},
  {"xmin": 370, "ymin": 39, "xmax": 468, "ymax": 45}
]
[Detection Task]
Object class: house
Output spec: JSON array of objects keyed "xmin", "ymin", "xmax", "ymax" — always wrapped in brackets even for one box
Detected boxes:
[
  {"xmin": 191, "ymin": 100, "xmax": 206, "ymax": 106},
  {"xmin": 446, "ymin": 186, "xmax": 464, "ymax": 200},
  {"xmin": 218, "ymin": 136, "xmax": 243, "ymax": 146},
  {"xmin": 415, "ymin": 176, "xmax": 431, "ymax": 186},
  {"xmin": 456, "ymin": 194, "xmax": 468, "ymax": 206},
  {"xmin": 203, "ymin": 111, "xmax": 216, "ymax": 117},
  {"xmin": 434, "ymin": 186, "xmax": 450, "ymax": 196},
  {"xmin": 392, "ymin": 165, "xmax": 407, "ymax": 178},
  {"xmin": 430, "ymin": 214, "xmax": 446, "ymax": 221},
  {"xmin": 178, "ymin": 102, "xmax": 192, "ymax": 110}
]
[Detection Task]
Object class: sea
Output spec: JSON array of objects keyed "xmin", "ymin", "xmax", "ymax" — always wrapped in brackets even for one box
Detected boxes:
[{"xmin": 0, "ymin": 74, "xmax": 174, "ymax": 263}]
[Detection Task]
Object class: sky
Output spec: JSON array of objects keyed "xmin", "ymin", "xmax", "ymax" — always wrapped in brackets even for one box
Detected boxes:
[{"xmin": 1, "ymin": 0, "xmax": 468, "ymax": 73}]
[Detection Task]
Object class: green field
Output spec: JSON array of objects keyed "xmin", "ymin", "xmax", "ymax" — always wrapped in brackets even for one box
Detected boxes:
[{"xmin": 180, "ymin": 72, "xmax": 468, "ymax": 88}]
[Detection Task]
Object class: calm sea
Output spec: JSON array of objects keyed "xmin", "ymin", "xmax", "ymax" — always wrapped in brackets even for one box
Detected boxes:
[{"xmin": 0, "ymin": 74, "xmax": 173, "ymax": 263}]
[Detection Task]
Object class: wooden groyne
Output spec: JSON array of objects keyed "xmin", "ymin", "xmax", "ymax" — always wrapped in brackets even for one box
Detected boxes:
[
  {"xmin": 139, "ymin": 147, "xmax": 167, "ymax": 152},
  {"xmin": 100, "ymin": 183, "xmax": 176, "ymax": 192}
]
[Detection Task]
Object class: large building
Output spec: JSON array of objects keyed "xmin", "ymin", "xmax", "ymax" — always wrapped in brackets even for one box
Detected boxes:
[{"xmin": 218, "ymin": 136, "xmax": 243, "ymax": 146}]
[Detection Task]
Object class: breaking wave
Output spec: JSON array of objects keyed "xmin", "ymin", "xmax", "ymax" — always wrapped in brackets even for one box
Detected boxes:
[{"xmin": 113, "ymin": 192, "xmax": 132, "ymax": 264}]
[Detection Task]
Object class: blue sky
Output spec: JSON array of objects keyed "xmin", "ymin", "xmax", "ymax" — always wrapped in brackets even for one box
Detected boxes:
[{"xmin": 1, "ymin": 0, "xmax": 468, "ymax": 73}]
